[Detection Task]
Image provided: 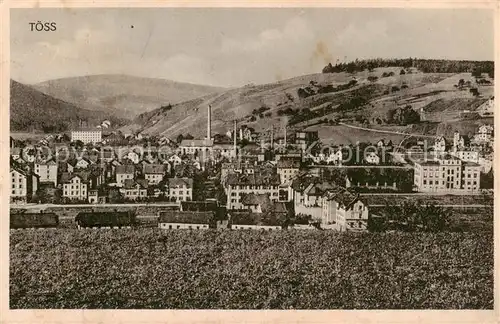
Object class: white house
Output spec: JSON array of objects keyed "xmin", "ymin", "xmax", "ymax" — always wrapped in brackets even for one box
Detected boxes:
[
  {"xmin": 326, "ymin": 148, "xmax": 343, "ymax": 165},
  {"xmin": 364, "ymin": 152, "xmax": 380, "ymax": 165},
  {"xmin": 115, "ymin": 165, "xmax": 136, "ymax": 186},
  {"xmin": 168, "ymin": 177, "xmax": 193, "ymax": 202},
  {"xmin": 34, "ymin": 159, "xmax": 58, "ymax": 186},
  {"xmin": 433, "ymin": 136, "xmax": 447, "ymax": 153},
  {"xmin": 10, "ymin": 166, "xmax": 38, "ymax": 203},
  {"xmin": 322, "ymin": 189, "xmax": 369, "ymax": 232},
  {"xmin": 475, "ymin": 124, "xmax": 494, "ymax": 143},
  {"xmin": 75, "ymin": 158, "xmax": 91, "ymax": 170},
  {"xmin": 158, "ymin": 211, "xmax": 213, "ymax": 230},
  {"xmin": 61, "ymin": 174, "xmax": 88, "ymax": 201},
  {"xmin": 143, "ymin": 164, "xmax": 165, "ymax": 185},
  {"xmin": 168, "ymin": 154, "xmax": 183, "ymax": 168}
]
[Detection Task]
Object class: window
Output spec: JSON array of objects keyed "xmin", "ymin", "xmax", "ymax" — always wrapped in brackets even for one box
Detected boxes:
[{"xmin": 423, "ymin": 180, "xmax": 427, "ymax": 185}]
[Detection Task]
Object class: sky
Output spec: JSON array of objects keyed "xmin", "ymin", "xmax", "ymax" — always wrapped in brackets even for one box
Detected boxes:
[{"xmin": 11, "ymin": 8, "xmax": 494, "ymax": 87}]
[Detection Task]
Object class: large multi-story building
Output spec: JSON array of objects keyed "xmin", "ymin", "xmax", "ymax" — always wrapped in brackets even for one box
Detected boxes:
[
  {"xmin": 224, "ymin": 171, "xmax": 281, "ymax": 210},
  {"xmin": 413, "ymin": 155, "xmax": 481, "ymax": 193},
  {"xmin": 10, "ymin": 166, "xmax": 38, "ymax": 203},
  {"xmin": 34, "ymin": 159, "xmax": 58, "ymax": 186},
  {"xmin": 71, "ymin": 129, "xmax": 102, "ymax": 144}
]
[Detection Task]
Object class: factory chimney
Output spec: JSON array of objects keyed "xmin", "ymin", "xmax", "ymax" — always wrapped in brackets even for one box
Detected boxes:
[
  {"xmin": 233, "ymin": 120, "xmax": 237, "ymax": 159},
  {"xmin": 207, "ymin": 105, "xmax": 212, "ymax": 140},
  {"xmin": 270, "ymin": 125, "xmax": 274, "ymax": 150},
  {"xmin": 284, "ymin": 125, "xmax": 287, "ymax": 149}
]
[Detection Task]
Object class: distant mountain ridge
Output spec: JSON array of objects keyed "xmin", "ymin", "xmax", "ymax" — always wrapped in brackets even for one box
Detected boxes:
[
  {"xmin": 10, "ymin": 79, "xmax": 127, "ymax": 133},
  {"xmin": 33, "ymin": 74, "xmax": 226, "ymax": 119}
]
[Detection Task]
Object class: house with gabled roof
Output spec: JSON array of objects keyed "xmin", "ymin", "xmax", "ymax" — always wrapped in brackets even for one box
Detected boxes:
[
  {"xmin": 122, "ymin": 179, "xmax": 148, "ymax": 200},
  {"xmin": 115, "ymin": 164, "xmax": 136, "ymax": 186},
  {"xmin": 168, "ymin": 177, "xmax": 193, "ymax": 202},
  {"xmin": 34, "ymin": 158, "xmax": 58, "ymax": 186},
  {"xmin": 61, "ymin": 173, "xmax": 89, "ymax": 201},
  {"xmin": 11, "ymin": 147, "xmax": 21, "ymax": 160},
  {"xmin": 75, "ymin": 157, "xmax": 91, "ymax": 170},
  {"xmin": 10, "ymin": 164, "xmax": 38, "ymax": 203},
  {"xmin": 322, "ymin": 188, "xmax": 369, "ymax": 232},
  {"xmin": 292, "ymin": 176, "xmax": 338, "ymax": 221},
  {"xmin": 158, "ymin": 211, "xmax": 215, "ymax": 230},
  {"xmin": 433, "ymin": 136, "xmax": 447, "ymax": 153},
  {"xmin": 143, "ymin": 164, "xmax": 166, "ymax": 184},
  {"xmin": 228, "ymin": 208, "xmax": 285, "ymax": 231}
]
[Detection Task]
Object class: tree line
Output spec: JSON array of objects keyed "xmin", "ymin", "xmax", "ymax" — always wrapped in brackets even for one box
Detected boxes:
[{"xmin": 322, "ymin": 58, "xmax": 494, "ymax": 77}]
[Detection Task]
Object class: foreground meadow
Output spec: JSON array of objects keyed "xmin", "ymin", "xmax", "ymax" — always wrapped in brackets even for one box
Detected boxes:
[{"xmin": 10, "ymin": 229, "xmax": 493, "ymax": 309}]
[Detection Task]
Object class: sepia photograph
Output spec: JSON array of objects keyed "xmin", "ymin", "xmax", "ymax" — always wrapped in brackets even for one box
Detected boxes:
[{"xmin": 7, "ymin": 6, "xmax": 495, "ymax": 311}]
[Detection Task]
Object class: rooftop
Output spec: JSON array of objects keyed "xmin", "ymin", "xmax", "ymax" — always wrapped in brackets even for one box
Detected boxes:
[
  {"xmin": 116, "ymin": 165, "xmax": 136, "ymax": 174},
  {"xmin": 180, "ymin": 139, "xmax": 214, "ymax": 147},
  {"xmin": 168, "ymin": 177, "xmax": 194, "ymax": 189},
  {"xmin": 123, "ymin": 178, "xmax": 148, "ymax": 189},
  {"xmin": 158, "ymin": 211, "xmax": 215, "ymax": 225},
  {"xmin": 226, "ymin": 171, "xmax": 280, "ymax": 186},
  {"xmin": 72, "ymin": 128, "xmax": 102, "ymax": 132},
  {"xmin": 75, "ymin": 211, "xmax": 136, "ymax": 227},
  {"xmin": 228, "ymin": 210, "xmax": 286, "ymax": 226},
  {"xmin": 324, "ymin": 188, "xmax": 361, "ymax": 210},
  {"xmin": 143, "ymin": 164, "xmax": 166, "ymax": 174},
  {"xmin": 277, "ymin": 159, "xmax": 301, "ymax": 169}
]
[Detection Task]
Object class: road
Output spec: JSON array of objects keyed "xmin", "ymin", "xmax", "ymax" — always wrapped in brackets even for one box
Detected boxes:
[
  {"xmin": 11, "ymin": 202, "xmax": 180, "ymax": 210},
  {"xmin": 338, "ymin": 122, "xmax": 439, "ymax": 139},
  {"xmin": 359, "ymin": 192, "xmax": 488, "ymax": 196},
  {"xmin": 369, "ymin": 204, "xmax": 491, "ymax": 208},
  {"xmin": 311, "ymin": 165, "xmax": 413, "ymax": 169}
]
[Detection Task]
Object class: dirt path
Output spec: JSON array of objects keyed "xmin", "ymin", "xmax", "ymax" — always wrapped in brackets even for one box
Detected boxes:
[{"xmin": 338, "ymin": 122, "xmax": 438, "ymax": 139}]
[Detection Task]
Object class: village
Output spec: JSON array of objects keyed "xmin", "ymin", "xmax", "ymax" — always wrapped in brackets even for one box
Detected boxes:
[{"xmin": 9, "ymin": 99, "xmax": 494, "ymax": 232}]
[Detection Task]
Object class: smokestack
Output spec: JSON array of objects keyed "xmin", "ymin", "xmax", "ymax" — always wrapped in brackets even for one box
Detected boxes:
[
  {"xmin": 271, "ymin": 126, "xmax": 274, "ymax": 150},
  {"xmin": 207, "ymin": 105, "xmax": 212, "ymax": 140},
  {"xmin": 233, "ymin": 120, "xmax": 237, "ymax": 159},
  {"xmin": 284, "ymin": 125, "xmax": 287, "ymax": 149}
]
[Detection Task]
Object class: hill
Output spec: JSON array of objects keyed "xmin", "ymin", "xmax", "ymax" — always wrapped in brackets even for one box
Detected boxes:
[
  {"xmin": 128, "ymin": 67, "xmax": 494, "ymax": 142},
  {"xmin": 10, "ymin": 80, "xmax": 127, "ymax": 133},
  {"xmin": 33, "ymin": 74, "xmax": 226, "ymax": 119}
]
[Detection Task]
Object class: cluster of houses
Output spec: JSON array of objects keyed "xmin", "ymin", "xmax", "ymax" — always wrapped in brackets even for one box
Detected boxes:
[
  {"xmin": 9, "ymin": 102, "xmax": 494, "ymax": 232},
  {"xmin": 10, "ymin": 147, "xmax": 196, "ymax": 204}
]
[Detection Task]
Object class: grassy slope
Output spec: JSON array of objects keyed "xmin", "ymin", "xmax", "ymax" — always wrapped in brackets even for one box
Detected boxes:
[
  {"xmin": 10, "ymin": 229, "xmax": 493, "ymax": 309},
  {"xmin": 34, "ymin": 74, "xmax": 226, "ymax": 119},
  {"xmin": 130, "ymin": 69, "xmax": 494, "ymax": 141},
  {"xmin": 10, "ymin": 80, "xmax": 127, "ymax": 132}
]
